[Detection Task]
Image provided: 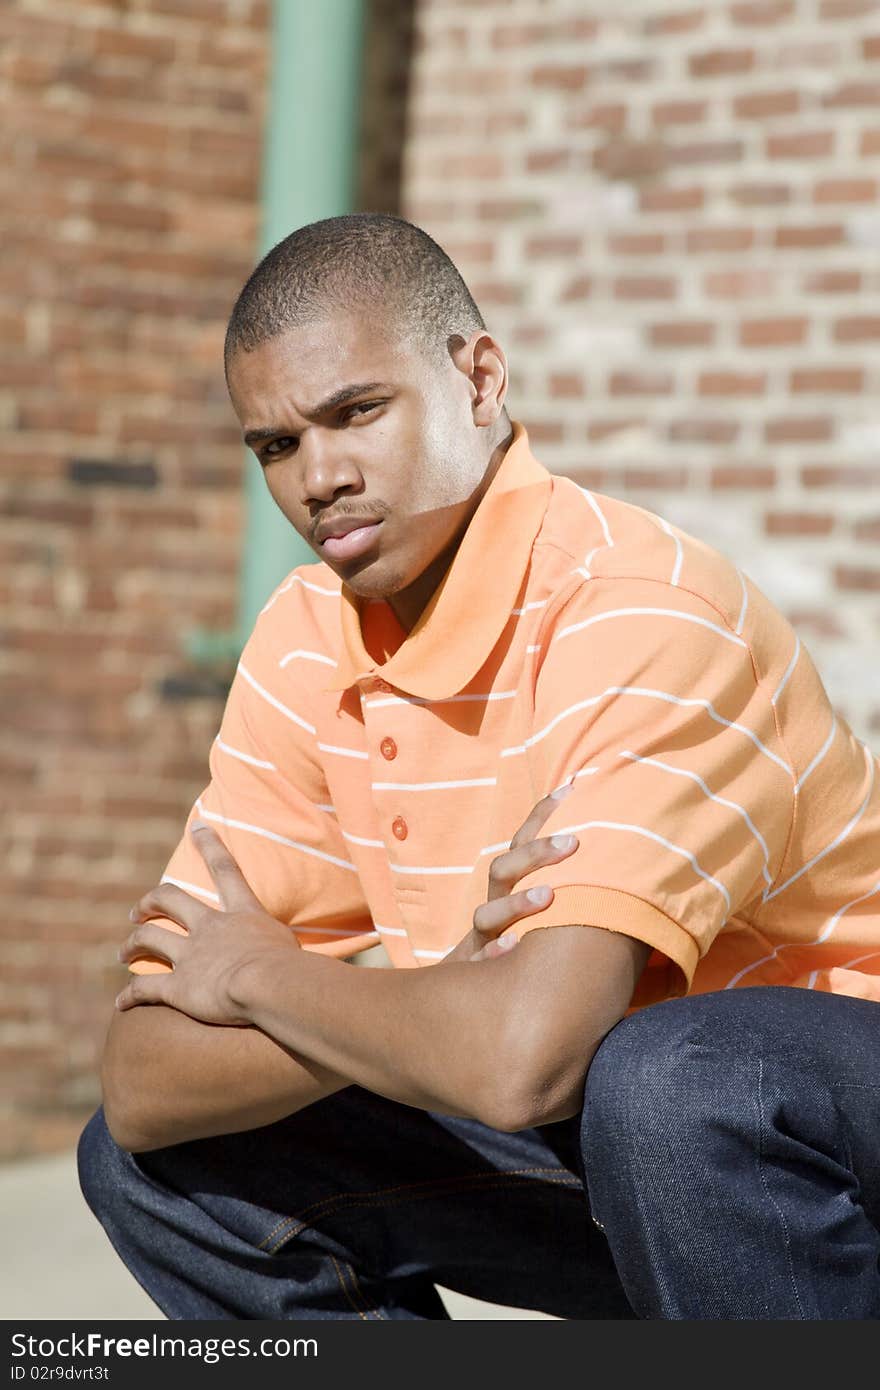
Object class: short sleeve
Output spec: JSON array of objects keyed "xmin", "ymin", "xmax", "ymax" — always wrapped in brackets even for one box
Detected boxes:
[
  {"xmin": 130, "ymin": 614, "xmax": 377, "ymax": 973},
  {"xmin": 512, "ymin": 577, "xmax": 794, "ymax": 1005}
]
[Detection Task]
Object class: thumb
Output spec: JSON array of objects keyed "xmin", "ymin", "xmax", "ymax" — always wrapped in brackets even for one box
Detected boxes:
[{"xmin": 471, "ymin": 933, "xmax": 519, "ymax": 963}]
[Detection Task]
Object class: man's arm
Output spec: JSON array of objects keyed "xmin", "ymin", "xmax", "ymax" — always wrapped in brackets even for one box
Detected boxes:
[
  {"xmin": 100, "ymin": 1005, "xmax": 350, "ymax": 1153},
  {"xmin": 117, "ymin": 827, "xmax": 650, "ymax": 1134},
  {"xmin": 232, "ymin": 925, "xmax": 650, "ymax": 1132}
]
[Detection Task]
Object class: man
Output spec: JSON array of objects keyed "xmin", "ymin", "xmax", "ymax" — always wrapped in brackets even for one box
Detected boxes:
[{"xmin": 79, "ymin": 214, "xmax": 880, "ymax": 1320}]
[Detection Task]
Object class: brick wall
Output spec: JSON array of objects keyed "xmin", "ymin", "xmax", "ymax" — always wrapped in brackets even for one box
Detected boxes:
[
  {"xmin": 0, "ymin": 0, "xmax": 414, "ymax": 1162},
  {"xmin": 0, "ymin": 0, "xmax": 271, "ymax": 1159},
  {"xmin": 3, "ymin": 0, "xmax": 878, "ymax": 1160},
  {"xmin": 403, "ymin": 0, "xmax": 880, "ymax": 746}
]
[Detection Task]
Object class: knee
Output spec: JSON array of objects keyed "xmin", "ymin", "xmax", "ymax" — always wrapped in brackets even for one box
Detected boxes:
[
  {"xmin": 77, "ymin": 1107, "xmax": 128, "ymax": 1219},
  {"xmin": 582, "ymin": 992, "xmax": 753, "ymax": 1158}
]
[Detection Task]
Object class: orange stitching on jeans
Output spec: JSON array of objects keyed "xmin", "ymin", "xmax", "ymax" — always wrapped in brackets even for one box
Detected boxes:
[
  {"xmin": 264, "ymin": 1170, "xmax": 582, "ymax": 1255},
  {"xmin": 259, "ymin": 1165, "xmax": 576, "ymax": 1251},
  {"xmin": 329, "ymin": 1254, "xmax": 368, "ymax": 1320},
  {"xmin": 344, "ymin": 1258, "xmax": 386, "ymax": 1320}
]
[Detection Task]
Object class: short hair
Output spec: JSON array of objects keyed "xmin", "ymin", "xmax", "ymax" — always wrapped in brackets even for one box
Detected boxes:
[{"xmin": 224, "ymin": 213, "xmax": 486, "ymax": 370}]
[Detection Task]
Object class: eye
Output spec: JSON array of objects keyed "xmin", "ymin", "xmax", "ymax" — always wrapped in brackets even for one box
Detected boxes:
[
  {"xmin": 261, "ymin": 436, "xmax": 297, "ymax": 461},
  {"xmin": 343, "ymin": 401, "xmax": 383, "ymax": 422}
]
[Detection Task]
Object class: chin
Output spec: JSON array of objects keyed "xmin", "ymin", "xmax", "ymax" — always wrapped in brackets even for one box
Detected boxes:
[{"xmin": 338, "ymin": 563, "xmax": 407, "ymax": 601}]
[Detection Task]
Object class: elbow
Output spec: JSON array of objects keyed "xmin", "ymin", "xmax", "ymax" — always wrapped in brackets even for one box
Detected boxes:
[
  {"xmin": 482, "ymin": 1037, "xmax": 598, "ymax": 1134},
  {"xmin": 101, "ymin": 1045, "xmax": 163, "ymax": 1154}
]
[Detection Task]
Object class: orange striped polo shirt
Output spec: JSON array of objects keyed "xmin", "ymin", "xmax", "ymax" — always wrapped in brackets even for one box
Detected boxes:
[{"xmin": 143, "ymin": 421, "xmax": 880, "ymax": 1010}]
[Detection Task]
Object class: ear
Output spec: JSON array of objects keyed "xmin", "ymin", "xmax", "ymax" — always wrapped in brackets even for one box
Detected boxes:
[{"xmin": 449, "ymin": 330, "xmax": 508, "ymax": 427}]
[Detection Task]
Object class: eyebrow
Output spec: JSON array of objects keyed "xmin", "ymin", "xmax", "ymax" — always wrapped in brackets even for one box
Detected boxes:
[{"xmin": 243, "ymin": 382, "xmax": 388, "ymax": 447}]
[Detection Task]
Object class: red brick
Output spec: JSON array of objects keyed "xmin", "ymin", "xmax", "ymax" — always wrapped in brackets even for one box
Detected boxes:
[
  {"xmin": 773, "ymin": 224, "xmax": 845, "ymax": 248},
  {"xmin": 530, "ymin": 64, "xmax": 588, "ymax": 91},
  {"xmin": 669, "ymin": 139, "xmax": 744, "ymax": 167},
  {"xmin": 853, "ymin": 517, "xmax": 880, "ymax": 541},
  {"xmin": 835, "ymin": 566, "xmax": 880, "ymax": 591},
  {"xmin": 728, "ymin": 180, "xmax": 792, "ymax": 205},
  {"xmin": 730, "ymin": 1, "xmax": 795, "ymax": 22},
  {"xmin": 644, "ymin": 8, "xmax": 707, "ymax": 34},
  {"xmin": 668, "ymin": 418, "xmax": 741, "ymax": 444},
  {"xmin": 820, "ymin": 0, "xmax": 879, "ymax": 15},
  {"xmin": 711, "ymin": 466, "xmax": 776, "ymax": 488},
  {"xmin": 790, "ymin": 367, "xmax": 864, "ymax": 393},
  {"xmin": 802, "ymin": 270, "xmax": 862, "ymax": 294},
  {"xmin": 767, "ymin": 130, "xmax": 835, "ymax": 159},
  {"xmin": 639, "ymin": 184, "xmax": 704, "ymax": 213},
  {"xmin": 833, "ymin": 317, "xmax": 880, "ymax": 341},
  {"xmin": 739, "ymin": 317, "xmax": 808, "ymax": 346},
  {"xmin": 764, "ymin": 417, "xmax": 834, "ymax": 443},
  {"xmin": 527, "ymin": 149, "xmax": 572, "ymax": 174},
  {"xmin": 548, "ymin": 372, "xmax": 586, "ymax": 399},
  {"xmin": 765, "ymin": 511, "xmax": 834, "ymax": 536},
  {"xmin": 704, "ymin": 269, "xmax": 775, "ymax": 298},
  {"xmin": 865, "ymin": 36, "xmax": 880, "ymax": 61},
  {"xmin": 689, "ymin": 48, "xmax": 755, "ymax": 77},
  {"xmin": 568, "ymin": 103, "xmax": 628, "ymax": 133},
  {"xmin": 524, "ymin": 235, "xmax": 584, "ymax": 259},
  {"xmin": 699, "ymin": 371, "xmax": 766, "ymax": 396},
  {"xmin": 651, "ymin": 99, "xmax": 708, "ymax": 125},
  {"xmin": 621, "ymin": 467, "xmax": 690, "ymax": 489},
  {"xmin": 649, "ymin": 320, "xmax": 715, "ymax": 347},
  {"xmin": 587, "ymin": 418, "xmax": 647, "ymax": 443},
  {"xmin": 609, "ymin": 370, "xmax": 676, "ymax": 396},
  {"xmin": 733, "ymin": 89, "xmax": 800, "ymax": 119},
  {"xmin": 860, "ymin": 129, "xmax": 880, "ymax": 155},
  {"xmin": 802, "ymin": 464, "xmax": 880, "ymax": 488},
  {"xmin": 814, "ymin": 178, "xmax": 878, "ymax": 203},
  {"xmin": 608, "ymin": 232, "xmax": 667, "ymax": 255},
  {"xmin": 560, "ymin": 275, "xmax": 593, "ymax": 302},
  {"xmin": 686, "ymin": 226, "xmax": 755, "ymax": 252},
  {"xmin": 613, "ymin": 275, "xmax": 678, "ymax": 300},
  {"xmin": 823, "ymin": 83, "xmax": 880, "ymax": 109},
  {"xmin": 593, "ymin": 138, "xmax": 667, "ymax": 180}
]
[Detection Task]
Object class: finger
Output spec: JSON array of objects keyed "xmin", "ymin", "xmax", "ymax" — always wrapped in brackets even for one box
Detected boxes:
[
  {"xmin": 470, "ymin": 933, "xmax": 519, "ymax": 962},
  {"xmin": 474, "ymin": 884, "xmax": 555, "ymax": 937},
  {"xmin": 486, "ymin": 833, "xmax": 578, "ymax": 901},
  {"xmin": 115, "ymin": 973, "xmax": 172, "ymax": 1011},
  {"xmin": 118, "ymin": 922, "xmax": 188, "ymax": 968},
  {"xmin": 508, "ymin": 779, "xmax": 576, "ymax": 851},
  {"xmin": 190, "ymin": 821, "xmax": 262, "ymax": 911},
  {"xmin": 131, "ymin": 883, "xmax": 215, "ymax": 930}
]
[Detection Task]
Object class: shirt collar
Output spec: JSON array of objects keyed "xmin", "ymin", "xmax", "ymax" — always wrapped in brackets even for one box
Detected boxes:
[{"xmin": 325, "ymin": 421, "xmax": 552, "ymax": 700}]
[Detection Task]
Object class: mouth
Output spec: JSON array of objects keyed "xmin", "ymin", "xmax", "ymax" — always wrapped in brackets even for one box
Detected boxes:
[{"xmin": 319, "ymin": 520, "xmax": 384, "ymax": 563}]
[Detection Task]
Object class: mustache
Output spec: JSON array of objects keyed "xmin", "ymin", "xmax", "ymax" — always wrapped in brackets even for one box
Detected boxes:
[{"xmin": 311, "ymin": 500, "xmax": 392, "ymax": 539}]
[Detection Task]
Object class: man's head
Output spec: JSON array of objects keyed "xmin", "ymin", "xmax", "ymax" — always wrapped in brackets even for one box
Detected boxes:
[{"xmin": 224, "ymin": 214, "xmax": 511, "ymax": 632}]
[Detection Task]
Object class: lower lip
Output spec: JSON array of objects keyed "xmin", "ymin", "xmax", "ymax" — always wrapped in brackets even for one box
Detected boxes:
[{"xmin": 320, "ymin": 522, "xmax": 383, "ymax": 562}]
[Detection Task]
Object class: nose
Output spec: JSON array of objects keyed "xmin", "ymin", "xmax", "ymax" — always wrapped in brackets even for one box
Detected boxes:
[{"xmin": 300, "ymin": 429, "xmax": 365, "ymax": 506}]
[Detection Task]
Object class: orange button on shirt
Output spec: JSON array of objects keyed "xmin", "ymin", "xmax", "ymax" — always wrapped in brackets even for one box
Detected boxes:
[{"xmin": 137, "ymin": 422, "xmax": 880, "ymax": 1010}]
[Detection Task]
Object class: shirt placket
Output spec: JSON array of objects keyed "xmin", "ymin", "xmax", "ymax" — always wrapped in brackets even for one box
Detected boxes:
[{"xmin": 360, "ymin": 676, "xmax": 424, "ymax": 963}]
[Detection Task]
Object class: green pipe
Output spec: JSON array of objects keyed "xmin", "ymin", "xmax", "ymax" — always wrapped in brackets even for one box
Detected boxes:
[{"xmin": 190, "ymin": 0, "xmax": 365, "ymax": 667}]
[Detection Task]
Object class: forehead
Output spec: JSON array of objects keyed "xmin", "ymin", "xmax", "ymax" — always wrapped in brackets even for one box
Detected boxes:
[{"xmin": 226, "ymin": 312, "xmax": 416, "ymax": 417}]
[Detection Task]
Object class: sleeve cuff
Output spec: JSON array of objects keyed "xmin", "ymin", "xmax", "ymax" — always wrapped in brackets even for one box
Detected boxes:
[{"xmin": 512, "ymin": 883, "xmax": 698, "ymax": 1005}]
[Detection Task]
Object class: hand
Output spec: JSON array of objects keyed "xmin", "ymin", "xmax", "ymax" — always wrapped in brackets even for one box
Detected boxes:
[
  {"xmin": 115, "ymin": 823, "xmax": 300, "ymax": 1025},
  {"xmin": 445, "ymin": 783, "xmax": 579, "ymax": 964}
]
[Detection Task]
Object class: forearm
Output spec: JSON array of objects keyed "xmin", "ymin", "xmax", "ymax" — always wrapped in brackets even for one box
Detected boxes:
[
  {"xmin": 100, "ymin": 1004, "xmax": 350, "ymax": 1153},
  {"xmin": 232, "ymin": 949, "xmax": 522, "ymax": 1130}
]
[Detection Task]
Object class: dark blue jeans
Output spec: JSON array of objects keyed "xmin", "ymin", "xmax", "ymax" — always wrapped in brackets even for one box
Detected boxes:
[{"xmin": 78, "ymin": 987, "xmax": 880, "ymax": 1320}]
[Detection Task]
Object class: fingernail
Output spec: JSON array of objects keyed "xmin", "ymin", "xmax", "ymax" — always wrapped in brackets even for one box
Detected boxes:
[
  {"xmin": 551, "ymin": 833, "xmax": 576, "ymax": 851},
  {"xmin": 191, "ymin": 819, "xmax": 208, "ymax": 832},
  {"xmin": 526, "ymin": 885, "xmax": 552, "ymax": 905},
  {"xmin": 550, "ymin": 780, "xmax": 575, "ymax": 799},
  {"xmin": 497, "ymin": 932, "xmax": 518, "ymax": 949},
  {"xmin": 128, "ymin": 907, "xmax": 137, "ymax": 922}
]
